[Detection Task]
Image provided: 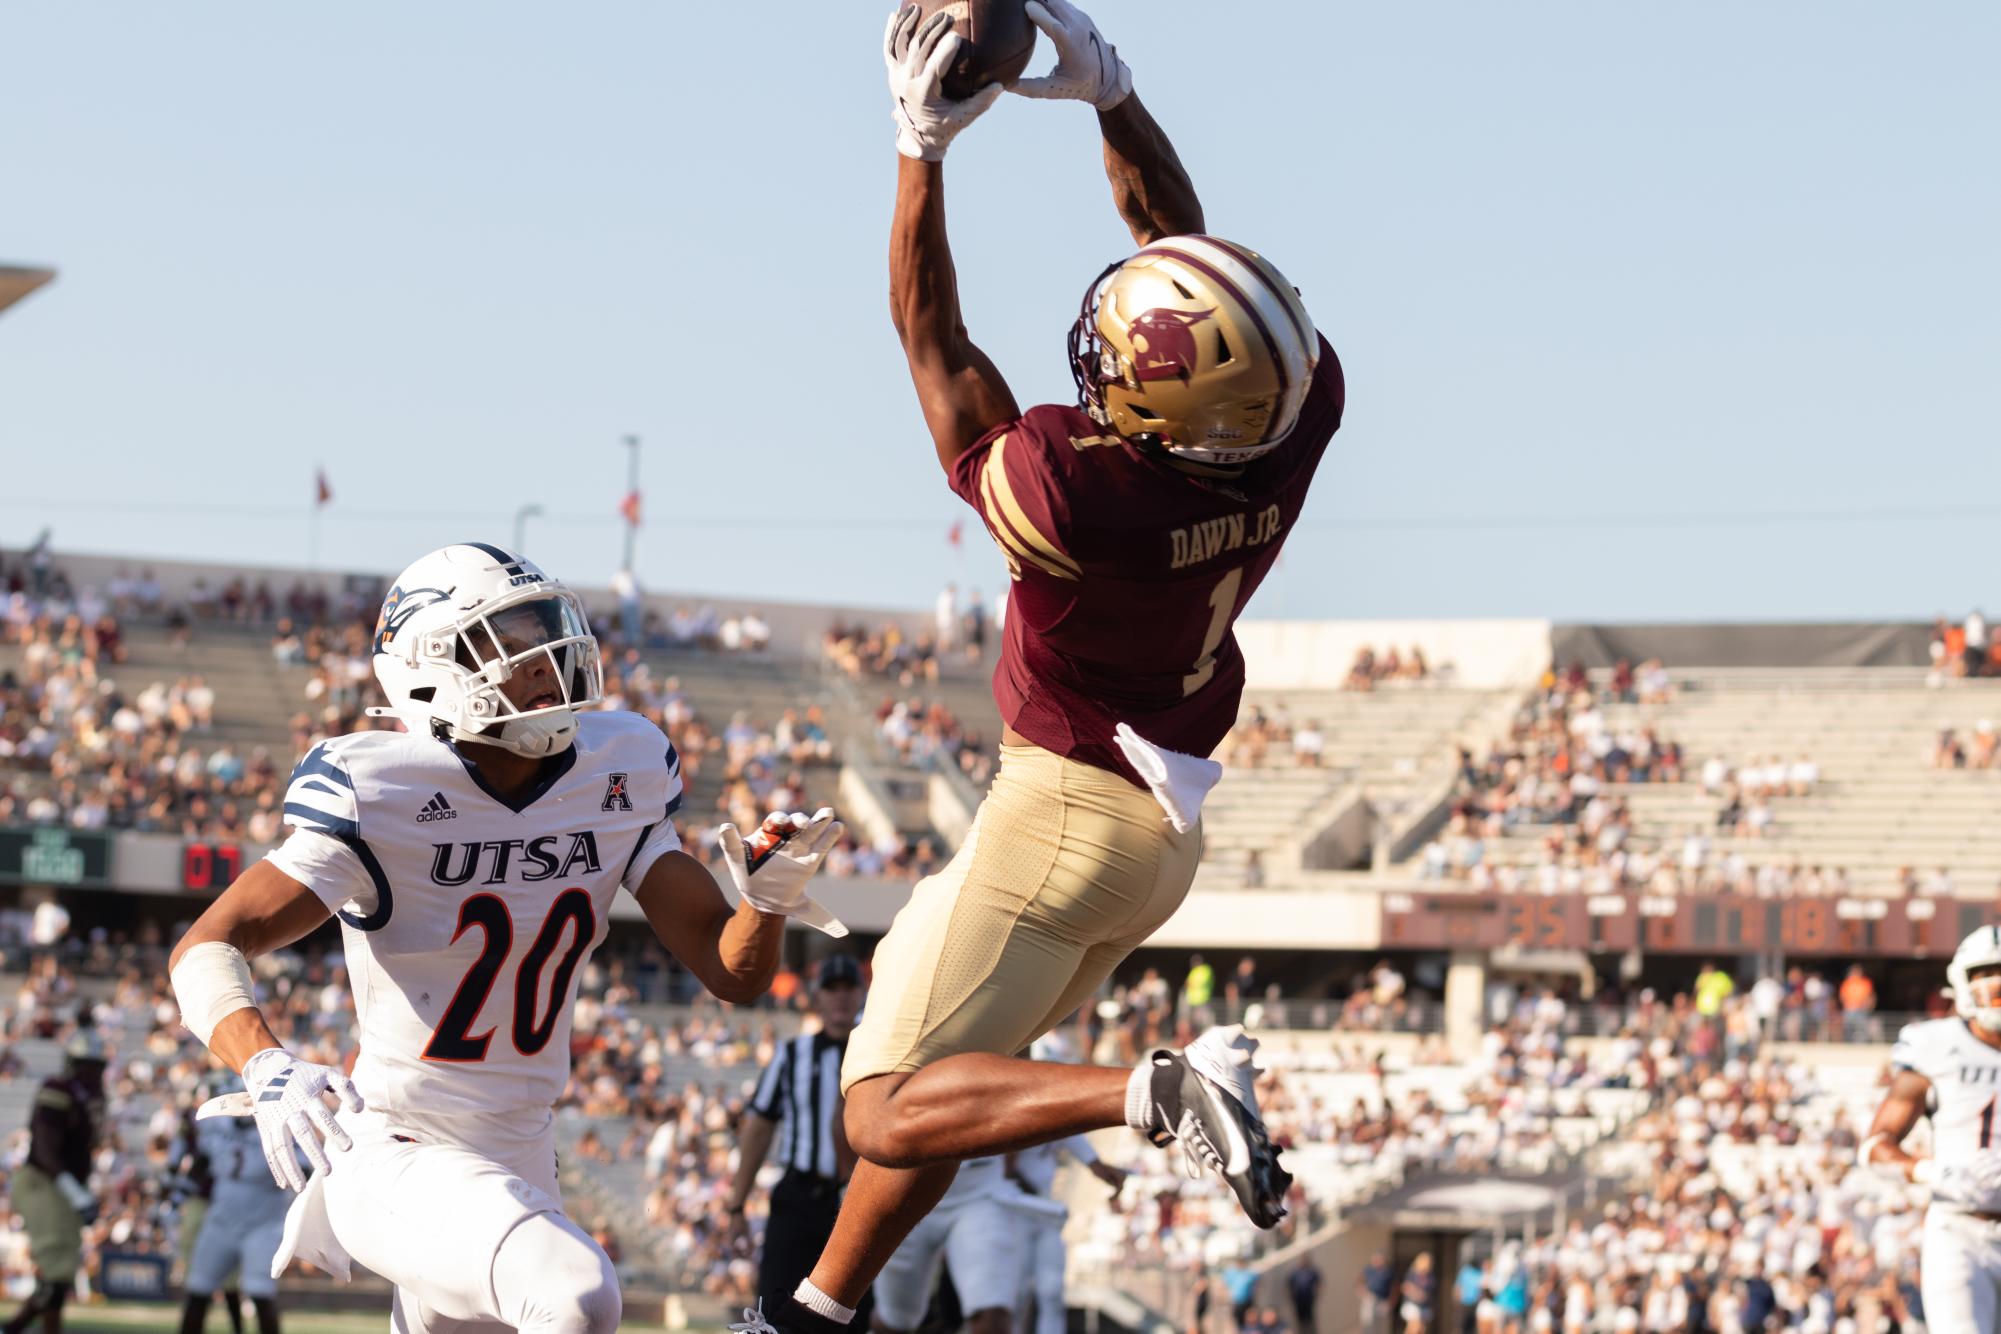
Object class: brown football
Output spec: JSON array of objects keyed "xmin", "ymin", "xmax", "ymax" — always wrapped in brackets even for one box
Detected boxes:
[{"xmin": 904, "ymin": 0, "xmax": 1037, "ymax": 100}]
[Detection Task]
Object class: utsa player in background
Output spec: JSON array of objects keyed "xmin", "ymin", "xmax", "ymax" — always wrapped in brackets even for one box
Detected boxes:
[
  {"xmin": 753, "ymin": 6, "xmax": 1344, "ymax": 1331},
  {"xmin": 168, "ymin": 543, "xmax": 845, "ymax": 1334},
  {"xmin": 167, "ymin": 1092, "xmax": 247, "ymax": 1334},
  {"xmin": 1863, "ymin": 926, "xmax": 2001, "ymax": 1333},
  {"xmin": 178, "ymin": 1071, "xmax": 291, "ymax": 1334},
  {"xmin": 2, "ymin": 1030, "xmax": 104, "ymax": 1334}
]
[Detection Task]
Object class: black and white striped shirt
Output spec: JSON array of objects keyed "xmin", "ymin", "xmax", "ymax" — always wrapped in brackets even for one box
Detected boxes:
[{"xmin": 749, "ymin": 1032, "xmax": 846, "ymax": 1180}]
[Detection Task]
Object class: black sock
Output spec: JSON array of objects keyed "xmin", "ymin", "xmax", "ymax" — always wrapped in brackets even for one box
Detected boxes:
[
  {"xmin": 4, "ymin": 1280, "xmax": 60, "ymax": 1334},
  {"xmin": 223, "ymin": 1290, "xmax": 244, "ymax": 1334},
  {"xmin": 251, "ymin": 1297, "xmax": 280, "ymax": 1334},
  {"xmin": 179, "ymin": 1294, "xmax": 213, "ymax": 1334}
]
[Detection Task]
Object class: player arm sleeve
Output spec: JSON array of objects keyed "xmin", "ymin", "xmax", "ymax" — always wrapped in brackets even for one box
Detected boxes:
[
  {"xmin": 1888, "ymin": 1024, "xmax": 1931, "ymax": 1079},
  {"xmin": 948, "ymin": 419, "xmax": 1080, "ymax": 585},
  {"xmin": 621, "ymin": 744, "xmax": 687, "ymax": 891}
]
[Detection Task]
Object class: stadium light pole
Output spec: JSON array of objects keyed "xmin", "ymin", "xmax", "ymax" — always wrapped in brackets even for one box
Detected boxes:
[{"xmin": 513, "ymin": 504, "xmax": 544, "ymax": 554}]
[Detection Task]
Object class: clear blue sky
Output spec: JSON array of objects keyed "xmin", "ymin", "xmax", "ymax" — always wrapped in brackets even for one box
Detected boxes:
[{"xmin": 3, "ymin": 1, "xmax": 1996, "ymax": 621}]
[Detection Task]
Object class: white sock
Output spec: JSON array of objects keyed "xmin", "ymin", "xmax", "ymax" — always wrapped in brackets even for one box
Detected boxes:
[
  {"xmin": 1125, "ymin": 1058, "xmax": 1162, "ymax": 1135},
  {"xmin": 794, "ymin": 1280, "xmax": 855, "ymax": 1325}
]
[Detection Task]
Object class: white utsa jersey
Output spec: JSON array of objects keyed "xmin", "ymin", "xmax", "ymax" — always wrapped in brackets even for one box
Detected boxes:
[
  {"xmin": 1891, "ymin": 1018, "xmax": 2001, "ymax": 1168},
  {"xmin": 267, "ymin": 710, "xmax": 683, "ymax": 1121}
]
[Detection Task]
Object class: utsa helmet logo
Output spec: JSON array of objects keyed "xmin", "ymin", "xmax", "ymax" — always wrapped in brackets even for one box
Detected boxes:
[
  {"xmin": 1129, "ymin": 307, "xmax": 1216, "ymax": 383},
  {"xmin": 373, "ymin": 585, "xmax": 452, "ymax": 653}
]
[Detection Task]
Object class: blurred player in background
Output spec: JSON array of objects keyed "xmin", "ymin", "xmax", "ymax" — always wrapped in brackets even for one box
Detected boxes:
[
  {"xmin": 1002, "ymin": 1134, "xmax": 1125, "ymax": 1334},
  {"xmin": 178, "ymin": 1070, "xmax": 291, "ymax": 1334},
  {"xmin": 168, "ymin": 543, "xmax": 844, "ymax": 1334},
  {"xmin": 2, "ymin": 1030, "xmax": 104, "ymax": 1334},
  {"xmin": 872, "ymin": 1157, "xmax": 1024, "ymax": 1334},
  {"xmin": 752, "ymin": 6, "xmax": 1344, "ymax": 1331},
  {"xmin": 167, "ymin": 1097, "xmax": 246, "ymax": 1334},
  {"xmin": 1862, "ymin": 925, "xmax": 2001, "ymax": 1332}
]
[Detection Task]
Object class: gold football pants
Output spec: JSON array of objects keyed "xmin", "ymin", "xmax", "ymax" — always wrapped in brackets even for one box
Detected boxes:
[{"xmin": 842, "ymin": 743, "xmax": 1201, "ymax": 1091}]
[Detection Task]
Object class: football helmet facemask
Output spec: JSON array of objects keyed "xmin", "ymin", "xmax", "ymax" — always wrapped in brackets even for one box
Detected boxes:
[
  {"xmin": 1949, "ymin": 925, "xmax": 2001, "ymax": 1034},
  {"xmin": 368, "ymin": 543, "xmax": 603, "ymax": 759},
  {"xmin": 1069, "ymin": 235, "xmax": 1318, "ymax": 467}
]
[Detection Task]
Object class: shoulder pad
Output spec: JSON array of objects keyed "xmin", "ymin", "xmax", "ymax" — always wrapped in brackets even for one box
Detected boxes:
[{"xmin": 35, "ymin": 1085, "xmax": 74, "ymax": 1110}]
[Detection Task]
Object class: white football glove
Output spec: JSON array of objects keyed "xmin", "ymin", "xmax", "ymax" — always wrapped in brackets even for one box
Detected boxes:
[
  {"xmin": 1921, "ymin": 1151, "xmax": 2001, "ymax": 1212},
  {"xmin": 885, "ymin": 5, "xmax": 1004, "ymax": 162},
  {"xmin": 719, "ymin": 808, "xmax": 849, "ymax": 938},
  {"xmin": 240, "ymin": 1046, "xmax": 364, "ymax": 1192},
  {"xmin": 1012, "ymin": 0, "xmax": 1132, "ymax": 111}
]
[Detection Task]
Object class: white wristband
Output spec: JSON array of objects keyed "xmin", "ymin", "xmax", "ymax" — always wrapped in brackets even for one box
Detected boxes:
[{"xmin": 171, "ymin": 941, "xmax": 259, "ymax": 1047}]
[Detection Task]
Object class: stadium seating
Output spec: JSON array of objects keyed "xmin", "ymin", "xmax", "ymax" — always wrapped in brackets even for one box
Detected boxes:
[{"xmin": 1463, "ymin": 667, "xmax": 2001, "ymax": 894}]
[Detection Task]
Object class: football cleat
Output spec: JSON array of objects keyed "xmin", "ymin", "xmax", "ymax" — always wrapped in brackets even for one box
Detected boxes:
[
  {"xmin": 725, "ymin": 1296, "xmax": 849, "ymax": 1334},
  {"xmin": 1142, "ymin": 1025, "xmax": 1292, "ymax": 1228}
]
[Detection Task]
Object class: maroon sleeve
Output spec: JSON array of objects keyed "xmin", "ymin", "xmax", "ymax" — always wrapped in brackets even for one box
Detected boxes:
[{"xmin": 946, "ymin": 412, "xmax": 1080, "ymax": 586}]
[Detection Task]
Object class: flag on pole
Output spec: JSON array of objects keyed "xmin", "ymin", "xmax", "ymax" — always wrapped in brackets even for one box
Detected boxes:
[
  {"xmin": 315, "ymin": 468, "xmax": 333, "ymax": 507},
  {"xmin": 619, "ymin": 490, "xmax": 642, "ymax": 528}
]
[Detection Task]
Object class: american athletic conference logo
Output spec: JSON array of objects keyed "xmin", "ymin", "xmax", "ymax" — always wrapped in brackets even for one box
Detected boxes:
[
  {"xmin": 415, "ymin": 792, "xmax": 458, "ymax": 824},
  {"xmin": 602, "ymin": 773, "xmax": 632, "ymax": 812}
]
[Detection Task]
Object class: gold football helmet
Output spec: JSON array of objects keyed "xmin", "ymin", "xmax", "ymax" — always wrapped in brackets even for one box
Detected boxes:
[{"xmin": 1068, "ymin": 235, "xmax": 1318, "ymax": 467}]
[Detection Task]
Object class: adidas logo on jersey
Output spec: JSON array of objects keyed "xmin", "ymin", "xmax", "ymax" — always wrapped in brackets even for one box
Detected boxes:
[{"xmin": 415, "ymin": 792, "xmax": 459, "ymax": 824}]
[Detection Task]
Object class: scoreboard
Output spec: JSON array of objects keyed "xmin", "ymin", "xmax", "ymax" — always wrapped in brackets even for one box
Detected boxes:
[{"xmin": 1380, "ymin": 891, "xmax": 1997, "ymax": 958}]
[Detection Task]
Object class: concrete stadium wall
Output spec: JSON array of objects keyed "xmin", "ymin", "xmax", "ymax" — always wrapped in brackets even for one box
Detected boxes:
[{"xmin": 1237, "ymin": 620, "xmax": 1552, "ymax": 691}]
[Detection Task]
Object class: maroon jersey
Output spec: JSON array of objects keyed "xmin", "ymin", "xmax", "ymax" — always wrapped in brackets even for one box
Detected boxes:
[{"xmin": 949, "ymin": 335, "xmax": 1344, "ymax": 787}]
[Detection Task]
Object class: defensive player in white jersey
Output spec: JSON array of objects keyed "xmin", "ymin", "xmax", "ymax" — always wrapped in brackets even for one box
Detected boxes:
[
  {"xmin": 168, "ymin": 543, "xmax": 846, "ymax": 1334},
  {"xmin": 1863, "ymin": 925, "xmax": 2001, "ymax": 1334},
  {"xmin": 871, "ymin": 1157, "xmax": 1023, "ymax": 1334},
  {"xmin": 180, "ymin": 1071, "xmax": 291, "ymax": 1334},
  {"xmin": 1001, "ymin": 1136, "xmax": 1125, "ymax": 1334}
]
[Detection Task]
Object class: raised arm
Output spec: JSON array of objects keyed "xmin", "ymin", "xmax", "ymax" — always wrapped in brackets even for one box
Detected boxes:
[
  {"xmin": 884, "ymin": 8, "xmax": 1019, "ymax": 470},
  {"xmin": 1013, "ymin": 0, "xmax": 1205, "ymax": 245},
  {"xmin": 1098, "ymin": 96, "xmax": 1205, "ymax": 245}
]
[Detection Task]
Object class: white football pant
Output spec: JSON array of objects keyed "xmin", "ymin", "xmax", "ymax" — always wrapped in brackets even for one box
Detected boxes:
[{"xmin": 1922, "ymin": 1208, "xmax": 2001, "ymax": 1334}]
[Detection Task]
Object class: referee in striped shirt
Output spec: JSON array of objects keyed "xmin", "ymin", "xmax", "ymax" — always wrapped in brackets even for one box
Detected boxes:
[{"xmin": 727, "ymin": 954, "xmax": 867, "ymax": 1311}]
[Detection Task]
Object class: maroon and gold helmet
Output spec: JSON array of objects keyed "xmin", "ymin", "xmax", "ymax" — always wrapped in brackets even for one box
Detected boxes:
[{"xmin": 1069, "ymin": 235, "xmax": 1318, "ymax": 467}]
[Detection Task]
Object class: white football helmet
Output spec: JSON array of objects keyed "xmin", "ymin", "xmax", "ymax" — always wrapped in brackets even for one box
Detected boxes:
[
  {"xmin": 1948, "ymin": 924, "xmax": 2001, "ymax": 1033},
  {"xmin": 368, "ymin": 543, "xmax": 603, "ymax": 759}
]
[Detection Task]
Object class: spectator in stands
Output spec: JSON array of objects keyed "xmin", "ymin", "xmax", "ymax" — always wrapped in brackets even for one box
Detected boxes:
[
  {"xmin": 1184, "ymin": 956, "xmax": 1215, "ymax": 1013},
  {"xmin": 1358, "ymin": 1254, "xmax": 1394, "ymax": 1334},
  {"xmin": 1934, "ymin": 725, "xmax": 1967, "ymax": 768},
  {"xmin": 1287, "ymin": 1260, "xmax": 1322, "ymax": 1334},
  {"xmin": 1837, "ymin": 965, "xmax": 1877, "ymax": 1042},
  {"xmin": 1399, "ymin": 1253, "xmax": 1436, "ymax": 1334},
  {"xmin": 1291, "ymin": 719, "xmax": 1325, "ymax": 768},
  {"xmin": 1967, "ymin": 608, "xmax": 1989, "ymax": 677}
]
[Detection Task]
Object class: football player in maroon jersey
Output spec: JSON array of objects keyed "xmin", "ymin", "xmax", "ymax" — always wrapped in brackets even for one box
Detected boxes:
[{"xmin": 747, "ymin": 5, "xmax": 1344, "ymax": 1331}]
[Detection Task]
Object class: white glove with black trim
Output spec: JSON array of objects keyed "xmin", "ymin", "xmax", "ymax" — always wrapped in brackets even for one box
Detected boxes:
[
  {"xmin": 719, "ymin": 808, "xmax": 849, "ymax": 938},
  {"xmin": 1012, "ymin": 0, "xmax": 1132, "ymax": 111},
  {"xmin": 241, "ymin": 1046, "xmax": 364, "ymax": 1192},
  {"xmin": 886, "ymin": 5, "xmax": 1004, "ymax": 162}
]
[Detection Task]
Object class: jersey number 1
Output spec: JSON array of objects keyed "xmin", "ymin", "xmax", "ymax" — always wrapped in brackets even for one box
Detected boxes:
[
  {"xmin": 1183, "ymin": 569, "xmax": 1245, "ymax": 697},
  {"xmin": 424, "ymin": 889, "xmax": 597, "ymax": 1062}
]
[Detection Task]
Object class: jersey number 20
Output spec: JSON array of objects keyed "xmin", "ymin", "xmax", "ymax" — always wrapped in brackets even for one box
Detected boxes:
[{"xmin": 424, "ymin": 889, "xmax": 596, "ymax": 1062}]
